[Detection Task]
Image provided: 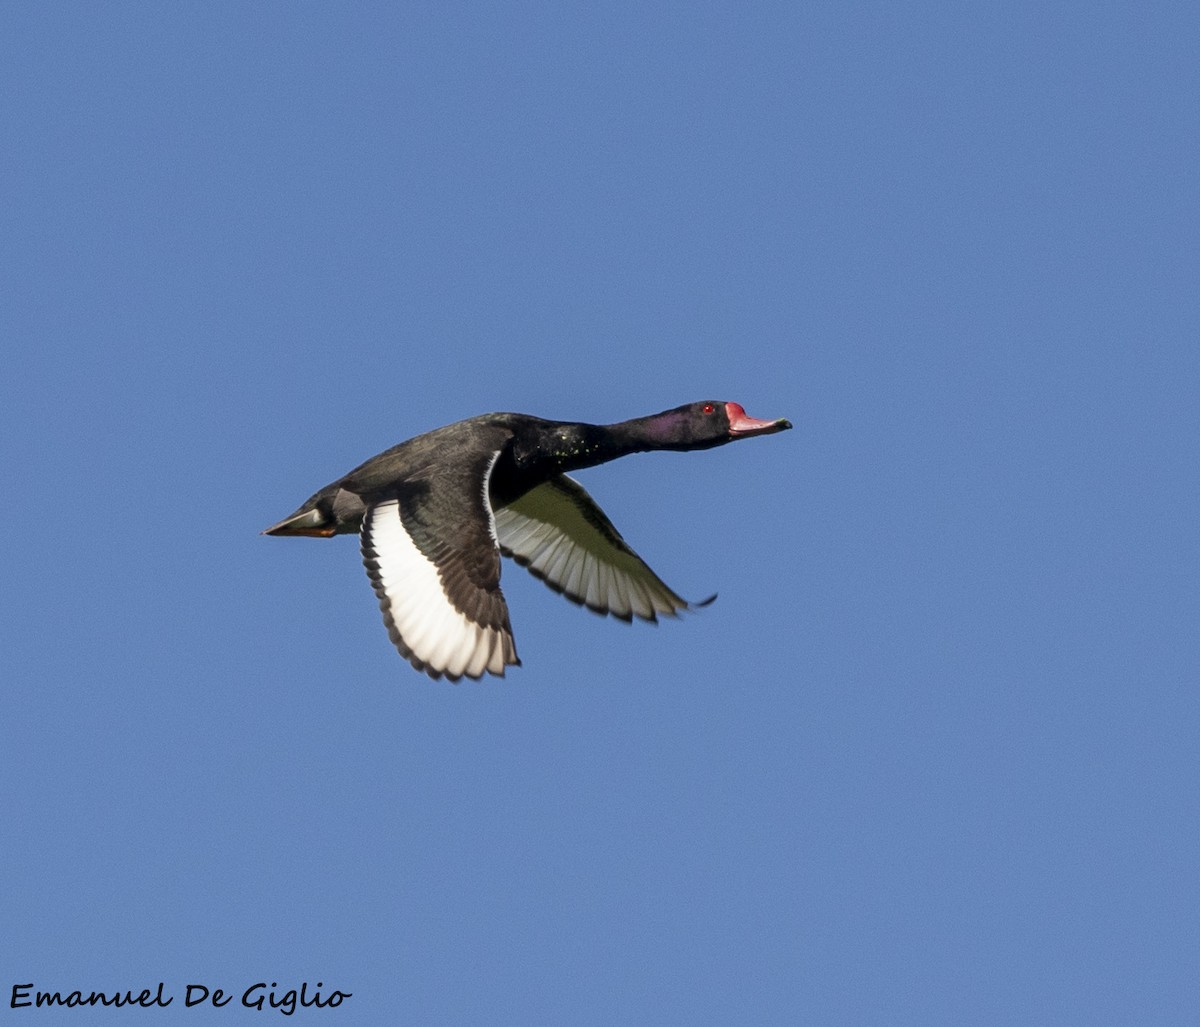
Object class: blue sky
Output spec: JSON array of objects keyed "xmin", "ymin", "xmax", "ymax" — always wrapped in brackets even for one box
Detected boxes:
[{"xmin": 3, "ymin": 2, "xmax": 1197, "ymax": 1023}]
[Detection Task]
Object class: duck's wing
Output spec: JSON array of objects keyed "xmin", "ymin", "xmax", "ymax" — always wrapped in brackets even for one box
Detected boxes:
[
  {"xmin": 494, "ymin": 474, "xmax": 714, "ymax": 622},
  {"xmin": 359, "ymin": 451, "xmax": 519, "ymax": 681}
]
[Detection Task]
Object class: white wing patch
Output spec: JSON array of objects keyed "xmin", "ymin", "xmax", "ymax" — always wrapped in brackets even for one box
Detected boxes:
[
  {"xmin": 494, "ymin": 475, "xmax": 705, "ymax": 622},
  {"xmin": 482, "ymin": 450, "xmax": 501, "ymax": 545},
  {"xmin": 361, "ymin": 498, "xmax": 514, "ymax": 680}
]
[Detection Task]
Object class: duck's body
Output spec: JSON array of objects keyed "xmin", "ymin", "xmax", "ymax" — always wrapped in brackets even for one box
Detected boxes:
[{"xmin": 265, "ymin": 401, "xmax": 790, "ymax": 680}]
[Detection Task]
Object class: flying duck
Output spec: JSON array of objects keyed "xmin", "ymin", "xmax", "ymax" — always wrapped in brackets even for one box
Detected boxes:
[{"xmin": 265, "ymin": 401, "xmax": 791, "ymax": 680}]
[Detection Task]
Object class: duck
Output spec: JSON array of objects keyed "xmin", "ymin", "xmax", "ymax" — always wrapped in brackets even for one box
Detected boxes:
[{"xmin": 264, "ymin": 400, "xmax": 791, "ymax": 680}]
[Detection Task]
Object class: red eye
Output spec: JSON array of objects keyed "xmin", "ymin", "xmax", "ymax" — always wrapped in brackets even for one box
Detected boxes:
[{"xmin": 702, "ymin": 403, "xmax": 716, "ymax": 414}]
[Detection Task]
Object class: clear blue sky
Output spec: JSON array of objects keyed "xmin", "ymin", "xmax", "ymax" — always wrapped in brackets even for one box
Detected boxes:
[{"xmin": 3, "ymin": 3, "xmax": 1197, "ymax": 1023}]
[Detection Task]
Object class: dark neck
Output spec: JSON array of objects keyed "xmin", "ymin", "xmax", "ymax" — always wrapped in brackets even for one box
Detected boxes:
[
  {"xmin": 553, "ymin": 421, "xmax": 647, "ymax": 473},
  {"xmin": 508, "ymin": 408, "xmax": 723, "ymax": 484},
  {"xmin": 601, "ymin": 411, "xmax": 704, "ymax": 453},
  {"xmin": 506, "ymin": 417, "xmax": 653, "ymax": 479}
]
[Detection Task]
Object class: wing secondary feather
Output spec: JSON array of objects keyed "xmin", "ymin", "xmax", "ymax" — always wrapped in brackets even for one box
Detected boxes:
[
  {"xmin": 359, "ymin": 451, "xmax": 519, "ymax": 680},
  {"xmin": 494, "ymin": 475, "xmax": 712, "ymax": 622}
]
